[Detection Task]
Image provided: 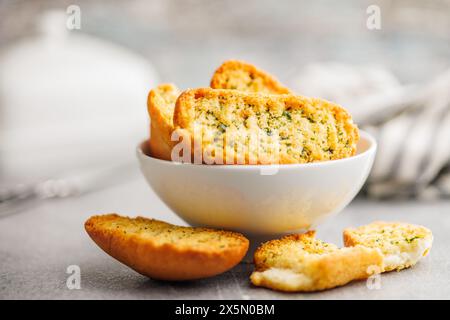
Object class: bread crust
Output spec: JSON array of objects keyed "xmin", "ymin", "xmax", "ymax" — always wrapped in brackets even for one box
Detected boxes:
[
  {"xmin": 343, "ymin": 221, "xmax": 433, "ymax": 271},
  {"xmin": 210, "ymin": 60, "xmax": 292, "ymax": 94},
  {"xmin": 251, "ymin": 232, "xmax": 383, "ymax": 292},
  {"xmin": 174, "ymin": 88, "xmax": 359, "ymax": 164},
  {"xmin": 147, "ymin": 83, "xmax": 180, "ymax": 160},
  {"xmin": 85, "ymin": 214, "xmax": 249, "ymax": 281}
]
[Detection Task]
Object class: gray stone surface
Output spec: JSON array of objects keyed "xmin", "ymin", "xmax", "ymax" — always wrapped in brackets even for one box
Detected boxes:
[{"xmin": 1, "ymin": 171, "xmax": 449, "ymax": 300}]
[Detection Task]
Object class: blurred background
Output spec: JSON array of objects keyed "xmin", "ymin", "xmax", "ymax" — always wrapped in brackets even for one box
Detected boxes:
[{"xmin": 0, "ymin": 0, "xmax": 449, "ymax": 210}]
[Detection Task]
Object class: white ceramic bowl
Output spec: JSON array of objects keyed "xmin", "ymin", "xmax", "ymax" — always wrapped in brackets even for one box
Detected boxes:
[{"xmin": 137, "ymin": 130, "xmax": 376, "ymax": 236}]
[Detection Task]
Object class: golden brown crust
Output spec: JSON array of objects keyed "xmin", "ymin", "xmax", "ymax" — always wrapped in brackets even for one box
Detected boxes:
[
  {"xmin": 251, "ymin": 231, "xmax": 383, "ymax": 292},
  {"xmin": 147, "ymin": 83, "xmax": 180, "ymax": 160},
  {"xmin": 174, "ymin": 88, "xmax": 359, "ymax": 164},
  {"xmin": 85, "ymin": 214, "xmax": 249, "ymax": 281},
  {"xmin": 210, "ymin": 60, "xmax": 292, "ymax": 94}
]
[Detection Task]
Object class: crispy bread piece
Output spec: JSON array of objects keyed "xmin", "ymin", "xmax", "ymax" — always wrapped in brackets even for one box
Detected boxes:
[
  {"xmin": 250, "ymin": 231, "xmax": 383, "ymax": 292},
  {"xmin": 343, "ymin": 221, "xmax": 433, "ymax": 271},
  {"xmin": 85, "ymin": 214, "xmax": 249, "ymax": 281},
  {"xmin": 210, "ymin": 60, "xmax": 291, "ymax": 94},
  {"xmin": 173, "ymin": 88, "xmax": 359, "ymax": 164},
  {"xmin": 147, "ymin": 83, "xmax": 180, "ymax": 160}
]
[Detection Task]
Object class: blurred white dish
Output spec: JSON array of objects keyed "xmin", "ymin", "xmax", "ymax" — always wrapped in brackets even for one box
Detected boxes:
[
  {"xmin": 137, "ymin": 131, "xmax": 376, "ymax": 235},
  {"xmin": 0, "ymin": 11, "xmax": 158, "ymax": 181}
]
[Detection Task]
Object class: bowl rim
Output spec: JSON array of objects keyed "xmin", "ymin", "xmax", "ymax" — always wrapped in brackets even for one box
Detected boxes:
[{"xmin": 137, "ymin": 129, "xmax": 377, "ymax": 170}]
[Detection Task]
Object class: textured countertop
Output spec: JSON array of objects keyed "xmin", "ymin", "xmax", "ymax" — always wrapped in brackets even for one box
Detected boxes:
[{"xmin": 1, "ymin": 171, "xmax": 449, "ymax": 300}]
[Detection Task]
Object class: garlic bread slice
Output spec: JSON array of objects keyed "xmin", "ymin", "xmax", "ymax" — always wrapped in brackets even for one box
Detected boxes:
[
  {"xmin": 344, "ymin": 221, "xmax": 433, "ymax": 271},
  {"xmin": 251, "ymin": 231, "xmax": 383, "ymax": 292},
  {"xmin": 174, "ymin": 88, "xmax": 359, "ymax": 164},
  {"xmin": 147, "ymin": 83, "xmax": 180, "ymax": 160},
  {"xmin": 210, "ymin": 60, "xmax": 291, "ymax": 94},
  {"xmin": 85, "ymin": 214, "xmax": 249, "ymax": 281}
]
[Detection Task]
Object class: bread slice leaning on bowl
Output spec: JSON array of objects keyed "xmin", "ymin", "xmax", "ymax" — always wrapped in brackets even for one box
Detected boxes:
[
  {"xmin": 250, "ymin": 231, "xmax": 384, "ymax": 292},
  {"xmin": 210, "ymin": 59, "xmax": 292, "ymax": 94},
  {"xmin": 147, "ymin": 83, "xmax": 180, "ymax": 161},
  {"xmin": 147, "ymin": 61, "xmax": 290, "ymax": 161},
  {"xmin": 344, "ymin": 221, "xmax": 433, "ymax": 272},
  {"xmin": 173, "ymin": 88, "xmax": 359, "ymax": 164},
  {"xmin": 85, "ymin": 214, "xmax": 249, "ymax": 281}
]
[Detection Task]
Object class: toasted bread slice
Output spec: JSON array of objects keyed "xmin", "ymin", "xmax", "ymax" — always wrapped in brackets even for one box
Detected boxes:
[
  {"xmin": 85, "ymin": 214, "xmax": 249, "ymax": 281},
  {"xmin": 210, "ymin": 60, "xmax": 292, "ymax": 94},
  {"xmin": 343, "ymin": 221, "xmax": 433, "ymax": 271},
  {"xmin": 250, "ymin": 231, "xmax": 383, "ymax": 292},
  {"xmin": 147, "ymin": 83, "xmax": 180, "ymax": 160},
  {"xmin": 173, "ymin": 88, "xmax": 359, "ymax": 164}
]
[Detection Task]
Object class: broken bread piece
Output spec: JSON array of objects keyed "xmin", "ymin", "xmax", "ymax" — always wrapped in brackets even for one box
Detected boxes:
[
  {"xmin": 343, "ymin": 221, "xmax": 433, "ymax": 272},
  {"xmin": 250, "ymin": 231, "xmax": 383, "ymax": 292},
  {"xmin": 147, "ymin": 83, "xmax": 180, "ymax": 160},
  {"xmin": 85, "ymin": 214, "xmax": 249, "ymax": 281},
  {"xmin": 210, "ymin": 60, "xmax": 292, "ymax": 94},
  {"xmin": 173, "ymin": 88, "xmax": 359, "ymax": 164}
]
